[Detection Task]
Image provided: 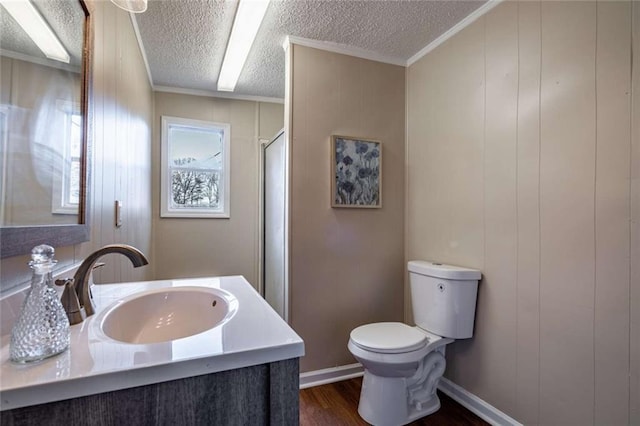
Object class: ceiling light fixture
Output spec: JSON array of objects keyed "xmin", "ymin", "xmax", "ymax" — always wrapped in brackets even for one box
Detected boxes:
[
  {"xmin": 0, "ymin": 0, "xmax": 70, "ymax": 63},
  {"xmin": 110, "ymin": 0, "xmax": 147, "ymax": 14},
  {"xmin": 217, "ymin": 0, "xmax": 270, "ymax": 92}
]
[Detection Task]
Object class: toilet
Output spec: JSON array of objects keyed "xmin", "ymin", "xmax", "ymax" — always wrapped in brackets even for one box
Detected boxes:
[{"xmin": 347, "ymin": 260, "xmax": 481, "ymax": 426}]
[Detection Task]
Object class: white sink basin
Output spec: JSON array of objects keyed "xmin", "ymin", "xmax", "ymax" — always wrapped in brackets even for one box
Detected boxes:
[{"xmin": 99, "ymin": 286, "xmax": 237, "ymax": 344}]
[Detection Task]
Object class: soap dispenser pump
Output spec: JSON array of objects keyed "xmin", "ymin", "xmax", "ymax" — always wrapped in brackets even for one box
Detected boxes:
[{"xmin": 10, "ymin": 245, "xmax": 70, "ymax": 363}]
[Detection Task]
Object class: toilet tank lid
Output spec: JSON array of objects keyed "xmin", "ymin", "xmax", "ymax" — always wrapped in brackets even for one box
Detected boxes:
[{"xmin": 408, "ymin": 261, "xmax": 481, "ymax": 280}]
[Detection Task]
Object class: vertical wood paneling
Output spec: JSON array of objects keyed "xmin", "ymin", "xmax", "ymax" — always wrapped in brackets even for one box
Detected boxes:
[
  {"xmin": 405, "ymin": 55, "xmax": 431, "ymax": 326},
  {"xmin": 408, "ymin": 1, "xmax": 634, "ymax": 423},
  {"xmin": 407, "ymin": 17, "xmax": 486, "ymax": 389},
  {"xmin": 441, "ymin": 21, "xmax": 486, "ymax": 268},
  {"xmin": 481, "ymin": 2, "xmax": 519, "ymax": 414},
  {"xmin": 407, "ymin": 18, "xmax": 486, "ymax": 268},
  {"xmin": 85, "ymin": 0, "xmax": 105, "ymax": 262},
  {"xmin": 122, "ymin": 18, "xmax": 133, "ymax": 280},
  {"xmin": 122, "ymin": 10, "xmax": 152, "ymax": 283},
  {"xmin": 96, "ymin": 0, "xmax": 117, "ymax": 284},
  {"xmin": 515, "ymin": 2, "xmax": 541, "ymax": 424},
  {"xmin": 630, "ymin": 3, "xmax": 640, "ymax": 423},
  {"xmin": 594, "ymin": 2, "xmax": 632, "ymax": 424},
  {"xmin": 113, "ymin": 7, "xmax": 126, "ymax": 283},
  {"xmin": 84, "ymin": 0, "xmax": 153, "ymax": 285},
  {"xmin": 407, "ymin": 47, "xmax": 449, "ymax": 263},
  {"xmin": 407, "ymin": 16, "xmax": 486, "ymax": 397},
  {"xmin": 539, "ymin": 2, "xmax": 596, "ymax": 423}
]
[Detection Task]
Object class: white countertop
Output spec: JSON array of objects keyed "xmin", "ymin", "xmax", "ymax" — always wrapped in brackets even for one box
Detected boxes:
[{"xmin": 0, "ymin": 276, "xmax": 304, "ymax": 411}]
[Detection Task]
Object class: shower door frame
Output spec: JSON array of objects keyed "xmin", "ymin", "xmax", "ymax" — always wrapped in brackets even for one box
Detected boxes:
[{"xmin": 259, "ymin": 129, "xmax": 289, "ymax": 321}]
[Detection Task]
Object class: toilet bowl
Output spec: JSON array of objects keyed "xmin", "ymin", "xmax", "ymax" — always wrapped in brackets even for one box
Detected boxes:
[
  {"xmin": 347, "ymin": 261, "xmax": 481, "ymax": 426},
  {"xmin": 348, "ymin": 322, "xmax": 453, "ymax": 425}
]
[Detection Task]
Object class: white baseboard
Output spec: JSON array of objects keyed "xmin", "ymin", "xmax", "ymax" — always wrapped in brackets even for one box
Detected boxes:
[
  {"xmin": 299, "ymin": 363, "xmax": 364, "ymax": 389},
  {"xmin": 438, "ymin": 377, "xmax": 523, "ymax": 426}
]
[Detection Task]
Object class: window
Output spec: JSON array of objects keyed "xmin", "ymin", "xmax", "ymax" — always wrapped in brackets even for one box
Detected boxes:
[
  {"xmin": 161, "ymin": 116, "xmax": 230, "ymax": 218},
  {"xmin": 51, "ymin": 100, "xmax": 81, "ymax": 215}
]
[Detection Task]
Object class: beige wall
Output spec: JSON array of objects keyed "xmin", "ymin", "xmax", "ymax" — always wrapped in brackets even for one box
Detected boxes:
[
  {"xmin": 152, "ymin": 92, "xmax": 283, "ymax": 286},
  {"xmin": 0, "ymin": 0, "xmax": 153, "ymax": 293},
  {"xmin": 259, "ymin": 102, "xmax": 284, "ymax": 140},
  {"xmin": 631, "ymin": 4, "xmax": 640, "ymax": 423},
  {"xmin": 289, "ymin": 44, "xmax": 405, "ymax": 372},
  {"xmin": 407, "ymin": 1, "xmax": 638, "ymax": 424}
]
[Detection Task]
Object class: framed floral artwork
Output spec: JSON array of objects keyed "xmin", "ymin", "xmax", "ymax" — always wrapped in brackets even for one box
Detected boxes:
[{"xmin": 331, "ymin": 135, "xmax": 382, "ymax": 208}]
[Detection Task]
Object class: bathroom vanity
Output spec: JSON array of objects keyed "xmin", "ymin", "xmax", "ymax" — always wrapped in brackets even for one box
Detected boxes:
[{"xmin": 0, "ymin": 276, "xmax": 304, "ymax": 425}]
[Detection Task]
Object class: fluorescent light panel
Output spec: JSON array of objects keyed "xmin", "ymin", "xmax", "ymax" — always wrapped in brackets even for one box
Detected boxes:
[
  {"xmin": 217, "ymin": 0, "xmax": 270, "ymax": 92},
  {"xmin": 0, "ymin": 0, "xmax": 70, "ymax": 63},
  {"xmin": 110, "ymin": 0, "xmax": 147, "ymax": 14}
]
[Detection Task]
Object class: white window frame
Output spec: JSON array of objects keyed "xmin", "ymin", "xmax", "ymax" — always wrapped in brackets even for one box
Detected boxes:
[
  {"xmin": 161, "ymin": 116, "xmax": 231, "ymax": 218},
  {"xmin": 51, "ymin": 100, "xmax": 81, "ymax": 215}
]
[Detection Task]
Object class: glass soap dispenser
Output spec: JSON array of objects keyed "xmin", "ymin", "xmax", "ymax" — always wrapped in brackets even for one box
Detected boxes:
[{"xmin": 10, "ymin": 244, "xmax": 70, "ymax": 363}]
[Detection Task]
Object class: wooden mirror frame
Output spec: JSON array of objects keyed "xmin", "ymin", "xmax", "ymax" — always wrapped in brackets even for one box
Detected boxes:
[{"xmin": 0, "ymin": 0, "xmax": 93, "ymax": 259}]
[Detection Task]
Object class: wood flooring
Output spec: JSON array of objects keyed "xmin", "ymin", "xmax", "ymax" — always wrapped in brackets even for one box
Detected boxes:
[{"xmin": 299, "ymin": 377, "xmax": 489, "ymax": 426}]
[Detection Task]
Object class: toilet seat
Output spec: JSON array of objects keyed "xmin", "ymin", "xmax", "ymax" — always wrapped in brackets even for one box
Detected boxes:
[{"xmin": 350, "ymin": 322, "xmax": 428, "ymax": 354}]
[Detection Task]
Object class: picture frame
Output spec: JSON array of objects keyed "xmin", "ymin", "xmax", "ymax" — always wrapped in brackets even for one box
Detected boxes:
[{"xmin": 331, "ymin": 135, "xmax": 382, "ymax": 208}]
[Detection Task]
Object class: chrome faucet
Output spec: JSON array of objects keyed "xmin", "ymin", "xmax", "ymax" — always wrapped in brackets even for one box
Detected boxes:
[{"xmin": 57, "ymin": 244, "xmax": 149, "ymax": 325}]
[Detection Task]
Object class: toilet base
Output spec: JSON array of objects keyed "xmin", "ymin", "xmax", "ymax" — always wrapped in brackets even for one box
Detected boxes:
[
  {"xmin": 357, "ymin": 370, "xmax": 442, "ymax": 426},
  {"xmin": 354, "ymin": 348, "xmax": 447, "ymax": 426}
]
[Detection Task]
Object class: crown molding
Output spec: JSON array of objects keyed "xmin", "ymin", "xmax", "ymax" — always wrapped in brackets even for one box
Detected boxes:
[
  {"xmin": 132, "ymin": 2, "xmax": 503, "ymax": 100},
  {"xmin": 406, "ymin": 0, "xmax": 504, "ymax": 67},
  {"xmin": 153, "ymin": 86, "xmax": 284, "ymax": 104},
  {"xmin": 129, "ymin": 13, "xmax": 154, "ymax": 88}
]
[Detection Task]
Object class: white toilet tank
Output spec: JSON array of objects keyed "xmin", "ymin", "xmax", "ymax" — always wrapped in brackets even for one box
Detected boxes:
[{"xmin": 408, "ymin": 261, "xmax": 481, "ymax": 339}]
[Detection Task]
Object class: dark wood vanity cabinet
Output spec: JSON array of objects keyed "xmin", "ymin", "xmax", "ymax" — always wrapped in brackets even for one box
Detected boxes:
[{"xmin": 1, "ymin": 358, "xmax": 299, "ymax": 426}]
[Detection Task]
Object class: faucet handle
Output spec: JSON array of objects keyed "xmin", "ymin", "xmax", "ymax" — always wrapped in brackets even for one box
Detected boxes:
[{"xmin": 56, "ymin": 278, "xmax": 84, "ymax": 325}]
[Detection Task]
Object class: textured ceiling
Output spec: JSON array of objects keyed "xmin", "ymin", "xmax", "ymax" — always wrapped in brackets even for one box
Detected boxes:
[
  {"xmin": 135, "ymin": 0, "xmax": 487, "ymax": 99},
  {"xmin": 0, "ymin": 0, "xmax": 84, "ymax": 67}
]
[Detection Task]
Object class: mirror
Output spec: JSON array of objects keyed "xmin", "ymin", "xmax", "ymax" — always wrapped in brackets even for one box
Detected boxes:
[{"xmin": 0, "ymin": 0, "xmax": 92, "ymax": 258}]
